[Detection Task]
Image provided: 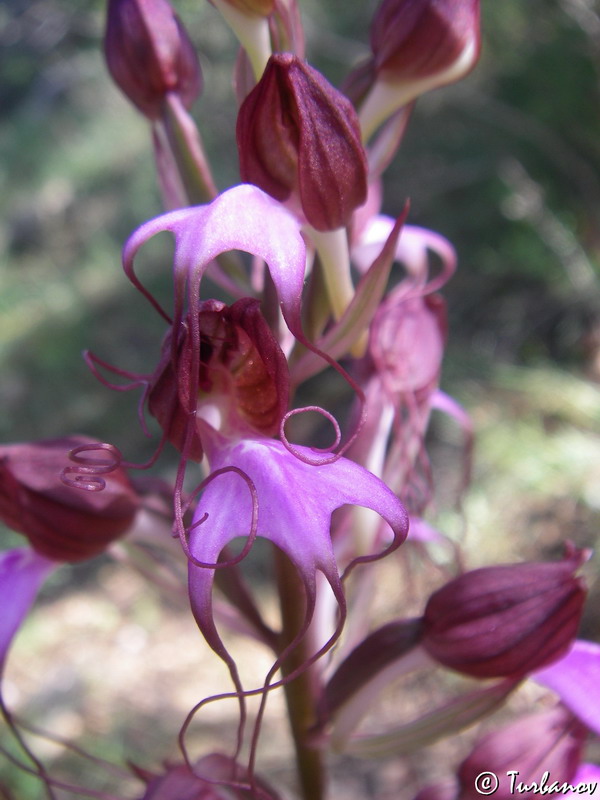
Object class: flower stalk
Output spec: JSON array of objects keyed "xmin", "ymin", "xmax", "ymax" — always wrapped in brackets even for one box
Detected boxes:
[{"xmin": 274, "ymin": 547, "xmax": 327, "ymax": 800}]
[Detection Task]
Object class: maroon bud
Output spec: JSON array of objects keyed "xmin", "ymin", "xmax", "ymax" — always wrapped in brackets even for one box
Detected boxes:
[
  {"xmin": 457, "ymin": 707, "xmax": 587, "ymax": 800},
  {"xmin": 104, "ymin": 0, "xmax": 202, "ymax": 119},
  {"xmin": 237, "ymin": 53, "xmax": 368, "ymax": 231},
  {"xmin": 140, "ymin": 753, "xmax": 281, "ymax": 799},
  {"xmin": 370, "ymin": 0, "xmax": 481, "ymax": 84},
  {"xmin": 0, "ymin": 437, "xmax": 139, "ymax": 563},
  {"xmin": 148, "ymin": 299, "xmax": 290, "ymax": 451},
  {"xmin": 421, "ymin": 547, "xmax": 587, "ymax": 679}
]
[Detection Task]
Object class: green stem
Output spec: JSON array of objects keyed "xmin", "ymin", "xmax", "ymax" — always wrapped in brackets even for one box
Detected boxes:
[
  {"xmin": 274, "ymin": 548, "xmax": 327, "ymax": 800},
  {"xmin": 161, "ymin": 93, "xmax": 217, "ymax": 204},
  {"xmin": 158, "ymin": 94, "xmax": 253, "ymax": 294}
]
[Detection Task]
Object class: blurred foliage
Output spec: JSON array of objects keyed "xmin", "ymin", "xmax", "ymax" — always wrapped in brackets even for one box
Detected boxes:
[{"xmin": 1, "ymin": 0, "xmax": 600, "ymax": 796}]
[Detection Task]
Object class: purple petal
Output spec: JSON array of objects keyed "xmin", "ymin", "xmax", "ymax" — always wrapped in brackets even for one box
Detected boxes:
[
  {"xmin": 533, "ymin": 640, "xmax": 600, "ymax": 735},
  {"xmin": 567, "ymin": 764, "xmax": 600, "ymax": 798},
  {"xmin": 0, "ymin": 548, "xmax": 56, "ymax": 672},
  {"xmin": 123, "ymin": 184, "xmax": 307, "ymax": 336},
  {"xmin": 408, "ymin": 517, "xmax": 448, "ymax": 543},
  {"xmin": 352, "ymin": 216, "xmax": 456, "ymax": 293},
  {"xmin": 188, "ymin": 437, "xmax": 408, "ymax": 654}
]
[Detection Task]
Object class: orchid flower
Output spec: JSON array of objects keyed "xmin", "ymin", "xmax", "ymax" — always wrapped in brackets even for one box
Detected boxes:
[
  {"xmin": 187, "ymin": 429, "xmax": 409, "ymax": 665},
  {"xmin": 112, "ymin": 182, "xmax": 407, "ymax": 475},
  {"xmin": 349, "ymin": 216, "xmax": 472, "ymax": 524},
  {"xmin": 82, "ymin": 182, "xmax": 410, "ymax": 778},
  {"xmin": 180, "ymin": 428, "xmax": 408, "ymax": 782}
]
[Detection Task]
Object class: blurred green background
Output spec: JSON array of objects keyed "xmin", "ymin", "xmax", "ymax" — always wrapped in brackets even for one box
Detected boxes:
[{"xmin": 1, "ymin": 0, "xmax": 600, "ymax": 797}]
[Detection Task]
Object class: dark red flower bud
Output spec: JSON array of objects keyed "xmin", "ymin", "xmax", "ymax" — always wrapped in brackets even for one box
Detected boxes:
[
  {"xmin": 421, "ymin": 547, "xmax": 587, "ymax": 679},
  {"xmin": 0, "ymin": 437, "xmax": 139, "ymax": 563},
  {"xmin": 104, "ymin": 0, "xmax": 202, "ymax": 119},
  {"xmin": 370, "ymin": 0, "xmax": 481, "ymax": 84},
  {"xmin": 237, "ymin": 53, "xmax": 368, "ymax": 231},
  {"xmin": 139, "ymin": 753, "xmax": 281, "ymax": 799},
  {"xmin": 148, "ymin": 298, "xmax": 290, "ymax": 452},
  {"xmin": 457, "ymin": 707, "xmax": 587, "ymax": 800}
]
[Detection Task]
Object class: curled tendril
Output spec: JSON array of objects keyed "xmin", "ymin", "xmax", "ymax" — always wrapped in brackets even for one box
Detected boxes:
[
  {"xmin": 280, "ymin": 406, "xmax": 342, "ymax": 461},
  {"xmin": 279, "ymin": 388, "xmax": 366, "ymax": 467},
  {"xmin": 177, "ymin": 465, "xmax": 259, "ymax": 571},
  {"xmin": 60, "ymin": 443, "xmax": 123, "ymax": 492}
]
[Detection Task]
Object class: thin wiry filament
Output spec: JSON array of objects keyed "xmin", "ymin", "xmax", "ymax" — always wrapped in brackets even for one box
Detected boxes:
[
  {"xmin": 0, "ymin": 745, "xmax": 123, "ymax": 800},
  {"xmin": 280, "ymin": 358, "xmax": 367, "ymax": 467},
  {"xmin": 0, "ymin": 695, "xmax": 57, "ymax": 800},
  {"xmin": 341, "ymin": 509, "xmax": 407, "ymax": 583},
  {"xmin": 13, "ymin": 715, "xmax": 133, "ymax": 780},
  {"xmin": 123, "ymin": 231, "xmax": 174, "ymax": 325},
  {"xmin": 282, "ymin": 405, "xmax": 342, "ymax": 453},
  {"xmin": 178, "ymin": 570, "xmax": 348, "ymax": 794},
  {"xmin": 247, "ymin": 572, "xmax": 348, "ymax": 781},
  {"xmin": 83, "ymin": 350, "xmax": 154, "ymax": 438}
]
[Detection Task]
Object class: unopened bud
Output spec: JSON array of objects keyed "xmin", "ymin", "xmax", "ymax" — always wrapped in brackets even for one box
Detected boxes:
[
  {"xmin": 359, "ymin": 0, "xmax": 481, "ymax": 139},
  {"xmin": 140, "ymin": 753, "xmax": 281, "ymax": 799},
  {"xmin": 104, "ymin": 0, "xmax": 202, "ymax": 119},
  {"xmin": 421, "ymin": 547, "xmax": 587, "ymax": 679},
  {"xmin": 0, "ymin": 437, "xmax": 139, "ymax": 563},
  {"xmin": 458, "ymin": 707, "xmax": 586, "ymax": 800},
  {"xmin": 237, "ymin": 53, "xmax": 368, "ymax": 231},
  {"xmin": 371, "ymin": 0, "xmax": 481, "ymax": 86}
]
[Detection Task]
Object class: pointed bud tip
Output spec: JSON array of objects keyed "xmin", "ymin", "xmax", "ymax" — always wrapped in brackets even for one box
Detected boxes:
[{"xmin": 237, "ymin": 53, "xmax": 368, "ymax": 231}]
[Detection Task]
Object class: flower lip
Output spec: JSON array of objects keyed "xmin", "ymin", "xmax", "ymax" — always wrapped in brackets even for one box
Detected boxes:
[{"xmin": 186, "ymin": 434, "xmax": 409, "ymax": 681}]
